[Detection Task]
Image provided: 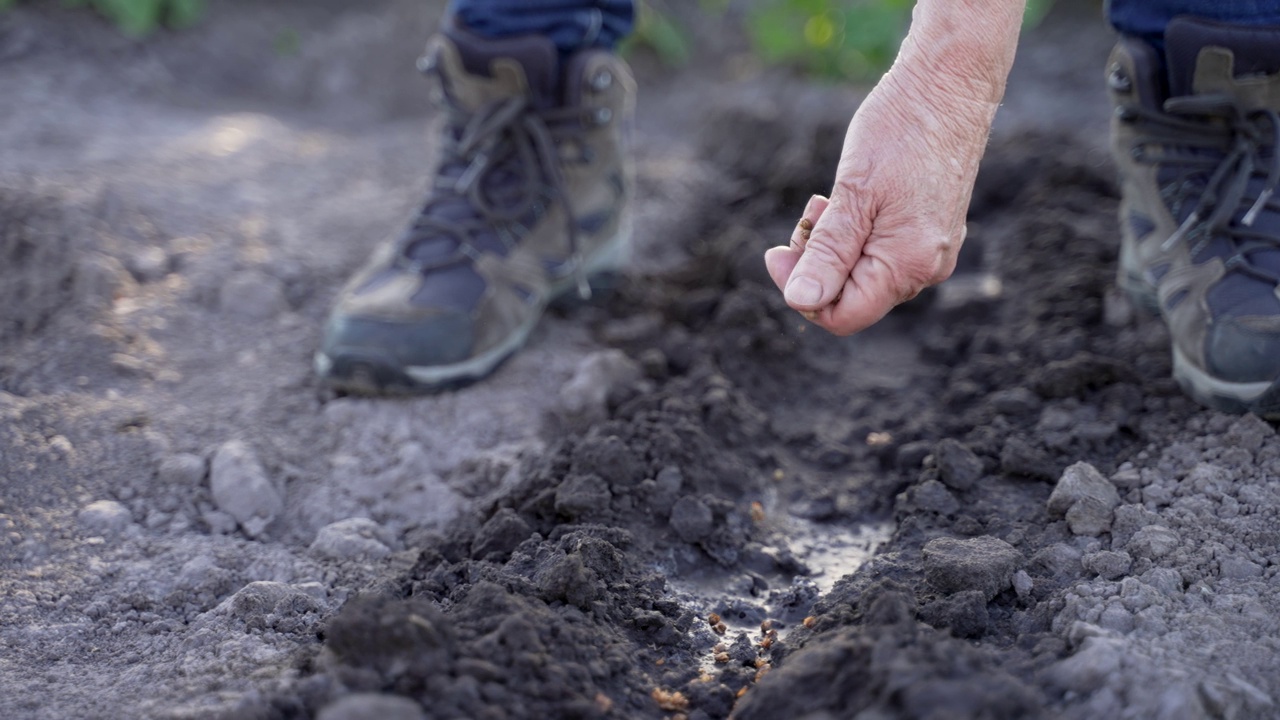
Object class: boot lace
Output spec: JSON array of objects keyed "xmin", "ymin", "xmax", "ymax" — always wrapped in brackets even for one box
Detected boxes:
[
  {"xmin": 1125, "ymin": 95, "xmax": 1280, "ymax": 283},
  {"xmin": 396, "ymin": 79, "xmax": 595, "ymax": 298}
]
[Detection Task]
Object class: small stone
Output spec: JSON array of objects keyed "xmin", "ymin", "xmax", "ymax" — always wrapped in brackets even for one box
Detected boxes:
[
  {"xmin": 989, "ymin": 387, "xmax": 1041, "ymax": 415},
  {"xmin": 910, "ymin": 479, "xmax": 960, "ymax": 515},
  {"xmin": 310, "ymin": 518, "xmax": 393, "ymax": 561},
  {"xmin": 669, "ymin": 496, "xmax": 714, "ymax": 543},
  {"xmin": 557, "ymin": 349, "xmax": 642, "ymax": 421},
  {"xmin": 221, "ymin": 581, "xmax": 320, "ymax": 623},
  {"xmin": 318, "ymin": 694, "xmax": 426, "ymax": 720},
  {"xmin": 1082, "ymin": 550, "xmax": 1133, "ymax": 580},
  {"xmin": 1048, "ymin": 462, "xmax": 1120, "ymax": 537},
  {"xmin": 218, "ymin": 270, "xmax": 287, "ymax": 319},
  {"xmin": 999, "ymin": 436, "xmax": 1056, "ymax": 480},
  {"xmin": 202, "ymin": 510, "xmax": 237, "ymax": 535},
  {"xmin": 1031, "ymin": 543, "xmax": 1083, "ymax": 579},
  {"xmin": 1098, "ymin": 604, "xmax": 1134, "ymax": 633},
  {"xmin": 895, "ymin": 440, "xmax": 933, "ymax": 472},
  {"xmin": 1047, "ymin": 637, "xmax": 1123, "ymax": 693},
  {"xmin": 471, "ymin": 508, "xmax": 532, "ymax": 559},
  {"xmin": 1224, "ymin": 414, "xmax": 1274, "ymax": 453},
  {"xmin": 127, "ymin": 246, "xmax": 170, "ymax": 283},
  {"xmin": 923, "ymin": 536, "xmax": 1024, "ymax": 600},
  {"xmin": 158, "ymin": 453, "xmax": 206, "ymax": 486},
  {"xmin": 554, "ymin": 474, "xmax": 613, "ymax": 519},
  {"xmin": 1219, "ymin": 556, "xmax": 1264, "ymax": 580},
  {"xmin": 77, "ymin": 500, "xmax": 132, "ymax": 536},
  {"xmin": 1012, "ymin": 570, "xmax": 1034, "ymax": 600},
  {"xmin": 934, "ymin": 439, "xmax": 983, "ymax": 491},
  {"xmin": 209, "ymin": 440, "xmax": 283, "ymax": 538},
  {"xmin": 1127, "ymin": 526, "xmax": 1180, "ymax": 560}
]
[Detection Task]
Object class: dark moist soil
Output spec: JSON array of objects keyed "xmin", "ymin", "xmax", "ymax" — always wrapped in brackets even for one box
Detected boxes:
[{"xmin": 270, "ymin": 125, "xmax": 1206, "ymax": 720}]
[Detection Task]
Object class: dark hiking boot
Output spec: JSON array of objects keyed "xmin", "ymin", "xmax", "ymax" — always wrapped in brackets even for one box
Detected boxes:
[
  {"xmin": 316, "ymin": 24, "xmax": 635, "ymax": 394},
  {"xmin": 1108, "ymin": 17, "xmax": 1280, "ymax": 416}
]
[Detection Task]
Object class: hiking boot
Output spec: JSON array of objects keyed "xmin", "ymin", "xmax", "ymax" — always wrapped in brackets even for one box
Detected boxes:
[
  {"xmin": 1108, "ymin": 17, "xmax": 1280, "ymax": 416},
  {"xmin": 316, "ymin": 24, "xmax": 635, "ymax": 394}
]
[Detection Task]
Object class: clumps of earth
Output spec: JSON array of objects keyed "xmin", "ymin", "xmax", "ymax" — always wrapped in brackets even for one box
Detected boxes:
[{"xmin": 270, "ymin": 130, "xmax": 1280, "ymax": 720}]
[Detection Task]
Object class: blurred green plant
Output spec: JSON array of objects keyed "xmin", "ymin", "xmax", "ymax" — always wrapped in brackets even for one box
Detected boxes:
[
  {"xmin": 747, "ymin": 0, "xmax": 1056, "ymax": 79},
  {"xmin": 0, "ymin": 0, "xmax": 204, "ymax": 36},
  {"xmin": 625, "ymin": 0, "xmax": 1056, "ymax": 81}
]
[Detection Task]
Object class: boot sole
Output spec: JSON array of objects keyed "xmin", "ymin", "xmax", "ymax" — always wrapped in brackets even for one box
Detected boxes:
[
  {"xmin": 315, "ymin": 219, "xmax": 632, "ymax": 396},
  {"xmin": 1121, "ymin": 256, "xmax": 1280, "ymax": 418}
]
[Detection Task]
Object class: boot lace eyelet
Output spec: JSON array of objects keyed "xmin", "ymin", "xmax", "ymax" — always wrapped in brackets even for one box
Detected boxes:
[
  {"xmin": 590, "ymin": 70, "xmax": 613, "ymax": 92},
  {"xmin": 1108, "ymin": 63, "xmax": 1132, "ymax": 94}
]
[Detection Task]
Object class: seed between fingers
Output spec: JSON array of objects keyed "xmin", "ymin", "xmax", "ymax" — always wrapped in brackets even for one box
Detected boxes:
[{"xmin": 798, "ymin": 218, "xmax": 814, "ymax": 232}]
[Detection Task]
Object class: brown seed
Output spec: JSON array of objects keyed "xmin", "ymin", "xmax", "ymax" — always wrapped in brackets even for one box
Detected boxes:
[
  {"xmin": 655, "ymin": 658, "xmax": 665, "ymax": 666},
  {"xmin": 594, "ymin": 692, "xmax": 614, "ymax": 712},
  {"xmin": 651, "ymin": 688, "xmax": 689, "ymax": 712},
  {"xmin": 708, "ymin": 612, "xmax": 721, "ymax": 626},
  {"xmin": 754, "ymin": 657, "xmax": 767, "ymax": 668},
  {"xmin": 754, "ymin": 664, "xmax": 771, "ymax": 682},
  {"xmin": 759, "ymin": 636, "xmax": 774, "ymax": 649},
  {"xmin": 714, "ymin": 652, "xmax": 731, "ymax": 664},
  {"xmin": 866, "ymin": 431, "xmax": 893, "ymax": 447},
  {"xmin": 760, "ymin": 619, "xmax": 774, "ymax": 633},
  {"xmin": 750, "ymin": 501, "xmax": 765, "ymax": 523},
  {"xmin": 799, "ymin": 218, "xmax": 814, "ymax": 232},
  {"xmin": 803, "ymin": 616, "xmax": 816, "ymax": 628},
  {"xmin": 714, "ymin": 622, "xmax": 727, "ymax": 635},
  {"xmin": 736, "ymin": 686, "xmax": 749, "ymax": 699},
  {"xmin": 713, "ymin": 643, "xmax": 727, "ymax": 653}
]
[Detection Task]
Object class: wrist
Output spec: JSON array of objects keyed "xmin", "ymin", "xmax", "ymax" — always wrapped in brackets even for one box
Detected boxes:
[{"xmin": 894, "ymin": 0, "xmax": 1024, "ymax": 106}]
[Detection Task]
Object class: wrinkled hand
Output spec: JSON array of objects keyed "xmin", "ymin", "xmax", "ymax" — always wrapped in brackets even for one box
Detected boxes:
[{"xmin": 764, "ymin": 43, "xmax": 1010, "ymax": 335}]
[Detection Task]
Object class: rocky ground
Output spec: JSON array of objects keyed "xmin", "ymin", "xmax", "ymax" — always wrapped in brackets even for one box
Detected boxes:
[{"xmin": 3, "ymin": 2, "xmax": 1279, "ymax": 719}]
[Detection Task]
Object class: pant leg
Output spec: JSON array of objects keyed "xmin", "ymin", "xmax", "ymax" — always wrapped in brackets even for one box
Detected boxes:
[
  {"xmin": 449, "ymin": 0, "xmax": 634, "ymax": 53},
  {"xmin": 1108, "ymin": 0, "xmax": 1280, "ymax": 46}
]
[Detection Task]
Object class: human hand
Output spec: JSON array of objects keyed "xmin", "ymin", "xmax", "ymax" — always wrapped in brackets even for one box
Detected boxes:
[{"xmin": 763, "ymin": 0, "xmax": 1021, "ymax": 336}]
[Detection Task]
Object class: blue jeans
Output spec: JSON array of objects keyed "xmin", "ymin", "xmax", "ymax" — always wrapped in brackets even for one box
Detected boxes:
[
  {"xmin": 449, "ymin": 0, "xmax": 634, "ymax": 53},
  {"xmin": 1109, "ymin": 0, "xmax": 1280, "ymax": 46}
]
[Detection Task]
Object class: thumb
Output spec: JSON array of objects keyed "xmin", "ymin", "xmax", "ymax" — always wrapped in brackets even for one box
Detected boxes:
[{"xmin": 783, "ymin": 192, "xmax": 865, "ymax": 311}]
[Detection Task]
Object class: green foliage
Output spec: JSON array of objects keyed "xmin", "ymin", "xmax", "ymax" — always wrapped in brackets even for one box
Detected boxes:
[
  {"xmin": 747, "ymin": 0, "xmax": 911, "ymax": 79},
  {"xmin": 66, "ymin": 0, "xmax": 204, "ymax": 35},
  {"xmin": 0, "ymin": 0, "xmax": 204, "ymax": 36},
  {"xmin": 745, "ymin": 0, "xmax": 1056, "ymax": 80}
]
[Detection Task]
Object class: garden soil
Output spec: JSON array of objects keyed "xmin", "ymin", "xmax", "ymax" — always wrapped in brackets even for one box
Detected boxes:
[{"xmin": 3, "ymin": 2, "xmax": 1280, "ymax": 719}]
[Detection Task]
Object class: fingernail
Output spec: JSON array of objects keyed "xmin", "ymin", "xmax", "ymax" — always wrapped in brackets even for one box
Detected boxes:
[{"xmin": 785, "ymin": 276, "xmax": 823, "ymax": 306}]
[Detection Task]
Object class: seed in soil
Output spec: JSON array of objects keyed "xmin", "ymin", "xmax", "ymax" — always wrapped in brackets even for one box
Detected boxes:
[
  {"xmin": 803, "ymin": 616, "xmax": 816, "ymax": 628},
  {"xmin": 651, "ymin": 688, "xmax": 689, "ymax": 712},
  {"xmin": 866, "ymin": 431, "xmax": 893, "ymax": 446},
  {"xmin": 750, "ymin": 501, "xmax": 765, "ymax": 523}
]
